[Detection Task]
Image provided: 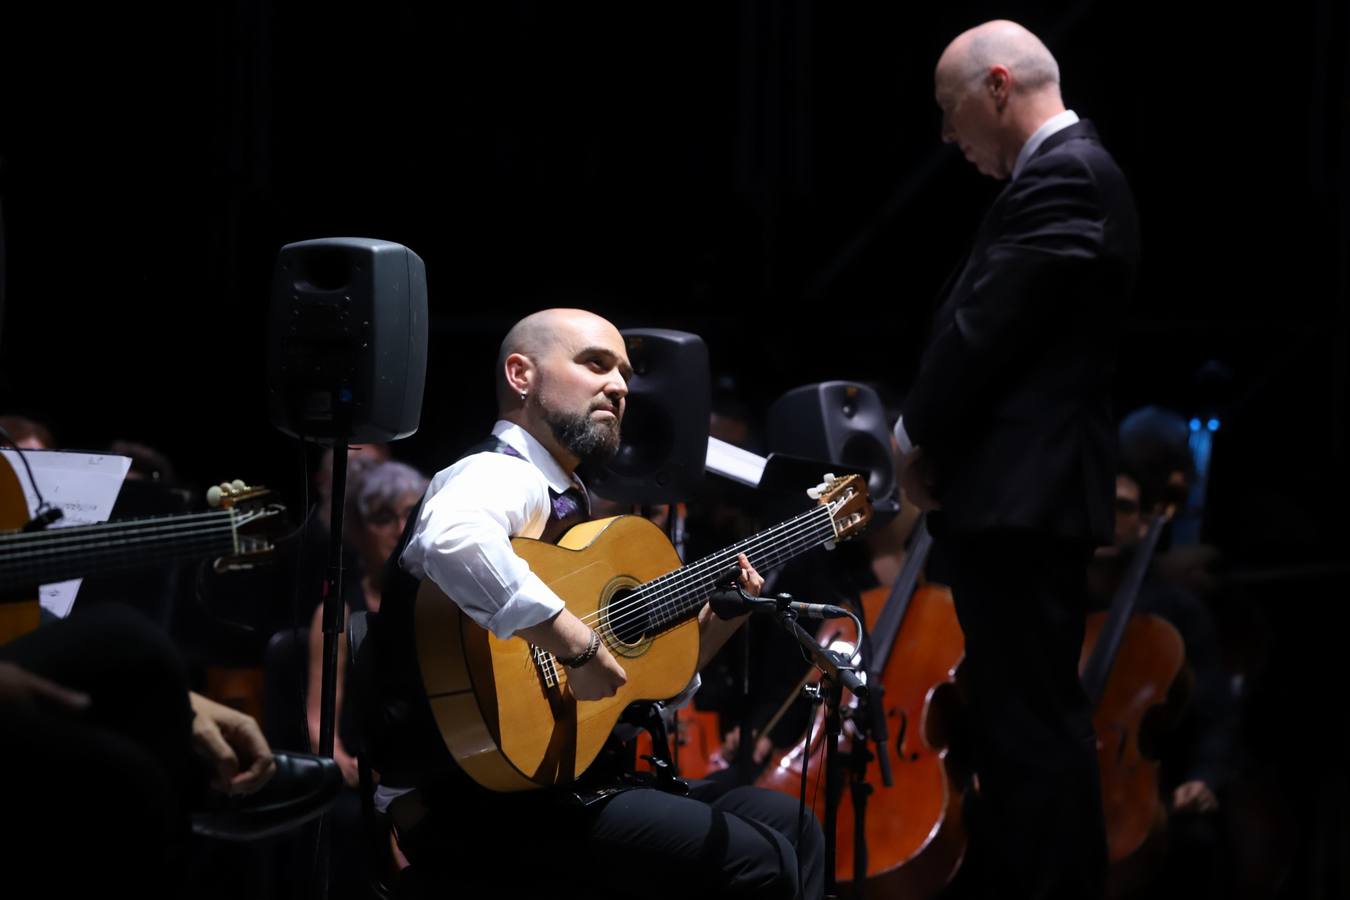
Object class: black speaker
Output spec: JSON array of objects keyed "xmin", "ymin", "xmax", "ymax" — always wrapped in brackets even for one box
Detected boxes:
[
  {"xmin": 267, "ymin": 238, "xmax": 428, "ymax": 445},
  {"xmin": 766, "ymin": 381, "xmax": 897, "ymax": 507},
  {"xmin": 588, "ymin": 329, "xmax": 710, "ymax": 505}
]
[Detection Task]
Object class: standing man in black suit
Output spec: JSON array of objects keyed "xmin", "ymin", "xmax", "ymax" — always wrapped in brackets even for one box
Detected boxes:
[{"xmin": 894, "ymin": 20, "xmax": 1140, "ymax": 900}]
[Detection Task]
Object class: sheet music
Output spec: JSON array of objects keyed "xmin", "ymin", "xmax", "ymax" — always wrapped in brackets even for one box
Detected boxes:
[
  {"xmin": 1, "ymin": 449, "xmax": 132, "ymax": 617},
  {"xmin": 705, "ymin": 437, "xmax": 768, "ymax": 487}
]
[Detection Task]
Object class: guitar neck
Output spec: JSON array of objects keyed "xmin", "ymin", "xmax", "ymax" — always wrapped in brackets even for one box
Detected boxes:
[
  {"xmin": 640, "ymin": 505, "xmax": 838, "ymax": 633},
  {"xmin": 0, "ymin": 510, "xmax": 238, "ymax": 592}
]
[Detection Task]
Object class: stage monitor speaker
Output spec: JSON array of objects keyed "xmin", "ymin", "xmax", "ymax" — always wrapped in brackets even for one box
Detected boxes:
[
  {"xmin": 766, "ymin": 381, "xmax": 898, "ymax": 508},
  {"xmin": 267, "ymin": 238, "xmax": 427, "ymax": 445},
  {"xmin": 588, "ymin": 328, "xmax": 709, "ymax": 505}
]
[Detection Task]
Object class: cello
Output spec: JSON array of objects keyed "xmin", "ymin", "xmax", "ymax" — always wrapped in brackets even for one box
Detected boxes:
[
  {"xmin": 1079, "ymin": 507, "xmax": 1186, "ymax": 882},
  {"xmin": 757, "ymin": 516, "xmax": 968, "ymax": 898}
]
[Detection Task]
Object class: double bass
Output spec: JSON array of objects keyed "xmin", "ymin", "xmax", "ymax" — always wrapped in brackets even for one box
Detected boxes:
[{"xmin": 757, "ymin": 516, "xmax": 968, "ymax": 898}]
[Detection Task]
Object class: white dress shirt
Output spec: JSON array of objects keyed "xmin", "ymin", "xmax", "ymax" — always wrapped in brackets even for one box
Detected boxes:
[
  {"xmin": 400, "ymin": 419, "xmax": 579, "ymax": 639},
  {"xmin": 1012, "ymin": 109, "xmax": 1079, "ymax": 181}
]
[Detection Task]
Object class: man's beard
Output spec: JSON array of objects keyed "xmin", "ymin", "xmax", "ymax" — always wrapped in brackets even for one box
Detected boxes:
[{"xmin": 544, "ymin": 404, "xmax": 622, "ymax": 463}]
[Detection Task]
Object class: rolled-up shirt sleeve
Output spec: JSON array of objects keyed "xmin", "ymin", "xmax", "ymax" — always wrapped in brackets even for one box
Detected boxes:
[{"xmin": 400, "ymin": 452, "xmax": 564, "ymax": 639}]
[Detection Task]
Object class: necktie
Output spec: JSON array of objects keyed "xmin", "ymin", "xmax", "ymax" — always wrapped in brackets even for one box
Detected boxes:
[{"xmin": 541, "ymin": 485, "xmax": 590, "ymax": 544}]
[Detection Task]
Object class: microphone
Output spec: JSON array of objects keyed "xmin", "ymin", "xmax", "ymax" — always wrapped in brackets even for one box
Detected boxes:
[
  {"xmin": 775, "ymin": 596, "xmax": 853, "ymax": 619},
  {"xmin": 709, "ymin": 565, "xmax": 851, "ymax": 620}
]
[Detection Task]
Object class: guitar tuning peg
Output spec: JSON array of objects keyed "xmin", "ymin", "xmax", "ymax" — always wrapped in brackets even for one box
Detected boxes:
[
  {"xmin": 230, "ymin": 479, "xmax": 247, "ymax": 492},
  {"xmin": 808, "ymin": 473, "xmax": 841, "ymax": 500},
  {"xmin": 206, "ymin": 485, "xmax": 224, "ymax": 508}
]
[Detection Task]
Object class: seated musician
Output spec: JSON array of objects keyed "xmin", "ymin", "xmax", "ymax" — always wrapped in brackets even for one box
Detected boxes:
[
  {"xmin": 1088, "ymin": 468, "xmax": 1236, "ymax": 898},
  {"xmin": 369, "ymin": 308, "xmax": 825, "ymax": 899}
]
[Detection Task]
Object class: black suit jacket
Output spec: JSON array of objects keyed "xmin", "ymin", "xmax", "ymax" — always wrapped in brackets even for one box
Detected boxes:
[{"xmin": 902, "ymin": 120, "xmax": 1139, "ymax": 546}]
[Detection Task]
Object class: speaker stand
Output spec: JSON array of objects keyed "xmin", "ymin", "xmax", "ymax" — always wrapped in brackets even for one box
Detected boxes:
[{"xmin": 314, "ymin": 401, "xmax": 352, "ymax": 900}]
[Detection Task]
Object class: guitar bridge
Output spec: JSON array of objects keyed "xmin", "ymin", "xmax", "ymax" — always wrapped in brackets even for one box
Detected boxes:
[{"xmin": 532, "ymin": 643, "xmax": 562, "ymax": 690}]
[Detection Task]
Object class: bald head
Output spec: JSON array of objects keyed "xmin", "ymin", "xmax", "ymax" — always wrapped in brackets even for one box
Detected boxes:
[
  {"xmin": 496, "ymin": 309, "xmax": 619, "ymax": 408},
  {"xmin": 937, "ymin": 20, "xmax": 1061, "ymax": 99},
  {"xmin": 495, "ymin": 308, "xmax": 631, "ymax": 470},
  {"xmin": 934, "ymin": 20, "xmax": 1066, "ymax": 179},
  {"xmin": 497, "ymin": 309, "xmax": 564, "ymax": 396}
]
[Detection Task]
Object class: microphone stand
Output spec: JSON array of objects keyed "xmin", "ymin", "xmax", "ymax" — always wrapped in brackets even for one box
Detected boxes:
[
  {"xmin": 844, "ymin": 607, "xmax": 894, "ymax": 897},
  {"xmin": 727, "ymin": 585, "xmax": 867, "ymax": 900}
]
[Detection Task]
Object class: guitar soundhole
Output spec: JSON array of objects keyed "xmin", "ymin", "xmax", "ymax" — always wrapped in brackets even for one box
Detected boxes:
[{"xmin": 603, "ymin": 587, "xmax": 653, "ymax": 647}]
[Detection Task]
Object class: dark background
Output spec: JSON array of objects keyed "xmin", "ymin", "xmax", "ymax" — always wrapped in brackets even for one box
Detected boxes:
[
  {"xmin": 2, "ymin": 2, "xmax": 1346, "ymax": 567},
  {"xmin": 1, "ymin": 2, "xmax": 1347, "ymax": 895}
]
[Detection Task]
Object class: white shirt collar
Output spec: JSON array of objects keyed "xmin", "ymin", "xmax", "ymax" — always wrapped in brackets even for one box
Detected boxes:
[
  {"xmin": 1012, "ymin": 109, "xmax": 1080, "ymax": 180},
  {"xmin": 491, "ymin": 419, "xmax": 577, "ymax": 495}
]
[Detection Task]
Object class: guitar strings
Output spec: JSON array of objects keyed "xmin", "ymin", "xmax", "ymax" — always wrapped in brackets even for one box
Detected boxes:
[
  {"xmin": 526, "ymin": 510, "xmax": 831, "ymax": 671},
  {"xmin": 581, "ymin": 507, "xmax": 835, "ymax": 635},
  {"xmin": 521, "ymin": 511, "xmax": 835, "ymax": 676},
  {"xmin": 522, "ymin": 508, "xmax": 839, "ymax": 676},
  {"xmin": 0, "ymin": 516, "xmax": 242, "ymax": 588},
  {"xmin": 0, "ymin": 516, "xmax": 238, "ymax": 564},
  {"xmin": 0, "ymin": 511, "xmax": 236, "ymax": 554},
  {"xmin": 522, "ymin": 508, "xmax": 833, "ymax": 676},
  {"xmin": 0, "ymin": 521, "xmax": 237, "ymax": 558},
  {"xmin": 562, "ymin": 507, "xmax": 835, "ymax": 650}
]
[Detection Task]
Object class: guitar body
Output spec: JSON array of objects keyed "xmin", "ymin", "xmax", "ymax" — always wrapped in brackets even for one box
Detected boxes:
[
  {"xmin": 0, "ymin": 455, "xmax": 39, "ymax": 644},
  {"xmin": 414, "ymin": 515, "xmax": 699, "ymax": 792}
]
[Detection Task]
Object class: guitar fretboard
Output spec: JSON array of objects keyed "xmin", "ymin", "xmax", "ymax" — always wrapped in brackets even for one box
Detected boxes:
[
  {"xmin": 632, "ymin": 504, "xmax": 838, "ymax": 634},
  {"xmin": 0, "ymin": 510, "xmax": 238, "ymax": 592}
]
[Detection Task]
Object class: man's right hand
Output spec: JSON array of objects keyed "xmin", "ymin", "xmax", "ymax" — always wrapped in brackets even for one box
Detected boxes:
[
  {"xmin": 519, "ymin": 609, "xmax": 628, "ymax": 701},
  {"xmin": 566, "ymin": 644, "xmax": 627, "ymax": 701}
]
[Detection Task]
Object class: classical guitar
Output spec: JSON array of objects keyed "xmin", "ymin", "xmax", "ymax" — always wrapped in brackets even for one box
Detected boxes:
[
  {"xmin": 0, "ymin": 457, "xmax": 285, "ymax": 644},
  {"xmin": 414, "ymin": 473, "xmax": 872, "ymax": 792}
]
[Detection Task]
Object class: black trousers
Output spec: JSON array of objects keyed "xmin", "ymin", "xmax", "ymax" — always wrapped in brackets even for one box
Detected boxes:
[
  {"xmin": 399, "ymin": 775, "xmax": 825, "ymax": 900},
  {"xmin": 933, "ymin": 531, "xmax": 1106, "ymax": 900},
  {"xmin": 0, "ymin": 603, "xmax": 198, "ymax": 899}
]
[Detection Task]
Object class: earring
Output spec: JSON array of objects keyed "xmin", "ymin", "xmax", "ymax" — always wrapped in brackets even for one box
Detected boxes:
[{"xmin": 520, "ymin": 391, "xmax": 527, "ymax": 401}]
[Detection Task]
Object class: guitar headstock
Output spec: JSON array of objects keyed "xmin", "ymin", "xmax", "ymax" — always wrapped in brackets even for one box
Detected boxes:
[
  {"xmin": 206, "ymin": 480, "xmax": 287, "ymax": 572},
  {"xmin": 808, "ymin": 473, "xmax": 872, "ymax": 543}
]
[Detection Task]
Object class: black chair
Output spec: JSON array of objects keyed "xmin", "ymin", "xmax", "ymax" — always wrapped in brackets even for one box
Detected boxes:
[
  {"xmin": 190, "ymin": 626, "xmax": 341, "ymax": 843},
  {"xmin": 190, "ymin": 750, "xmax": 342, "ymax": 842},
  {"xmin": 256, "ymin": 620, "xmax": 385, "ymax": 900},
  {"xmin": 263, "ymin": 626, "xmax": 312, "ymax": 753},
  {"xmin": 347, "ymin": 609, "xmax": 409, "ymax": 899}
]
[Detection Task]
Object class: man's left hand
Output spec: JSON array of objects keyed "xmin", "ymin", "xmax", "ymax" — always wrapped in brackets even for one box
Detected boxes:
[
  {"xmin": 696, "ymin": 553, "xmax": 764, "ymax": 670},
  {"xmin": 734, "ymin": 552, "xmax": 765, "ymax": 597}
]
